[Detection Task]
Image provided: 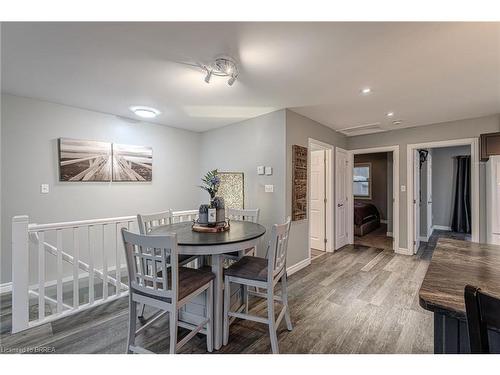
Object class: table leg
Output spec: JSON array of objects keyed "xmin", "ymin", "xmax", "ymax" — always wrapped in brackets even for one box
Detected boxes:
[{"xmin": 211, "ymin": 254, "xmax": 224, "ymax": 350}]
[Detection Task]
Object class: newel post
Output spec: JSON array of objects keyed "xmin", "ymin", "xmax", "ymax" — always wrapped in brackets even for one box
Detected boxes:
[{"xmin": 12, "ymin": 215, "xmax": 29, "ymax": 333}]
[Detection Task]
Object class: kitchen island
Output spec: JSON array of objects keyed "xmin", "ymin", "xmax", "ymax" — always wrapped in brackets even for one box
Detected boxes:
[{"xmin": 419, "ymin": 238, "xmax": 500, "ymax": 353}]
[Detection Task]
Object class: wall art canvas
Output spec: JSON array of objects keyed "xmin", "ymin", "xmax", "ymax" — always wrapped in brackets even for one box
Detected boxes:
[
  {"xmin": 217, "ymin": 172, "xmax": 244, "ymax": 210},
  {"xmin": 112, "ymin": 143, "xmax": 153, "ymax": 181},
  {"xmin": 58, "ymin": 138, "xmax": 112, "ymax": 181},
  {"xmin": 292, "ymin": 144, "xmax": 307, "ymax": 221}
]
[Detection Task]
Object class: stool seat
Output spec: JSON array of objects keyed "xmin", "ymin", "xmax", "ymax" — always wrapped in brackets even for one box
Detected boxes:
[{"xmin": 224, "ymin": 256, "xmax": 268, "ymax": 282}]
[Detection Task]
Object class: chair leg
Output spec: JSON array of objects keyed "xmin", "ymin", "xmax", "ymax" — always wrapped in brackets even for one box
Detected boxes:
[
  {"xmin": 169, "ymin": 309, "xmax": 178, "ymax": 354},
  {"xmin": 267, "ymin": 287, "xmax": 279, "ymax": 354},
  {"xmin": 223, "ymin": 277, "xmax": 231, "ymax": 346},
  {"xmin": 206, "ymin": 282, "xmax": 214, "ymax": 352},
  {"xmin": 127, "ymin": 295, "xmax": 137, "ymax": 354},
  {"xmin": 243, "ymin": 285, "xmax": 249, "ymax": 314},
  {"xmin": 281, "ymin": 273, "xmax": 293, "ymax": 331},
  {"xmin": 138, "ymin": 303, "xmax": 146, "ymax": 318}
]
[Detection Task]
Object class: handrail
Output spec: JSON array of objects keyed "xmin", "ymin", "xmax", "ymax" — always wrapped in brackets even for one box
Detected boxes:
[{"xmin": 28, "ymin": 215, "xmax": 136, "ymax": 231}]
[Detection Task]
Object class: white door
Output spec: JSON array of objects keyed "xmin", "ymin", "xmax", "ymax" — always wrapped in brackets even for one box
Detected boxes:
[
  {"xmin": 310, "ymin": 150, "xmax": 326, "ymax": 250},
  {"xmin": 426, "ymin": 152, "xmax": 433, "ymax": 238},
  {"xmin": 335, "ymin": 147, "xmax": 349, "ymax": 249},
  {"xmin": 413, "ymin": 150, "xmax": 420, "ymax": 253}
]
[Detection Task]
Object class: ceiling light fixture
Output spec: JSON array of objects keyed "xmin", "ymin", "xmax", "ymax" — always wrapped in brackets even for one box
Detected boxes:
[
  {"xmin": 200, "ymin": 56, "xmax": 239, "ymax": 86},
  {"xmin": 392, "ymin": 120, "xmax": 403, "ymax": 125},
  {"xmin": 129, "ymin": 106, "xmax": 160, "ymax": 119},
  {"xmin": 360, "ymin": 87, "xmax": 372, "ymax": 95},
  {"xmin": 386, "ymin": 112, "xmax": 394, "ymax": 117}
]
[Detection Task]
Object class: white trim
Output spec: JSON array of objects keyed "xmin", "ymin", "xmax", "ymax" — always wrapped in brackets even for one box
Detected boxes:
[
  {"xmin": 396, "ymin": 247, "xmax": 412, "ymax": 255},
  {"xmin": 287, "ymin": 258, "xmax": 311, "ymax": 276},
  {"xmin": 348, "ymin": 145, "xmax": 400, "ymax": 253},
  {"xmin": 419, "ymin": 236, "xmax": 429, "ymax": 242},
  {"xmin": 432, "ymin": 225, "xmax": 452, "ymax": 231},
  {"xmin": 0, "ymin": 282, "xmax": 12, "ymax": 295},
  {"xmin": 386, "ymin": 232, "xmax": 393, "ymax": 237},
  {"xmin": 307, "ymin": 138, "xmax": 334, "ymax": 268},
  {"xmin": 380, "ymin": 219, "xmax": 388, "ymax": 224},
  {"xmin": 407, "ymin": 138, "xmax": 479, "ymax": 254}
]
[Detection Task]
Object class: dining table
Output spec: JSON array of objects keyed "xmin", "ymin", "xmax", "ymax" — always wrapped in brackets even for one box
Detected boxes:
[{"xmin": 150, "ymin": 220, "xmax": 266, "ymax": 350}]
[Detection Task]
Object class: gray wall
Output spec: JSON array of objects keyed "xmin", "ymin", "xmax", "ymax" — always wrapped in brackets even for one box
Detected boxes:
[
  {"xmin": 1, "ymin": 94, "xmax": 202, "ymax": 284},
  {"xmin": 354, "ymin": 152, "xmax": 388, "ymax": 220},
  {"xmin": 347, "ymin": 115, "xmax": 500, "ymax": 249},
  {"xmin": 199, "ymin": 110, "xmax": 287, "ymax": 258},
  {"xmin": 432, "ymin": 145, "xmax": 471, "ymax": 228},
  {"xmin": 285, "ymin": 109, "xmax": 347, "ymax": 266}
]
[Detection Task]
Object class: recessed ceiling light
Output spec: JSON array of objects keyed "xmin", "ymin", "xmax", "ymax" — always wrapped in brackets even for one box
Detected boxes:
[
  {"xmin": 129, "ymin": 106, "xmax": 160, "ymax": 119},
  {"xmin": 386, "ymin": 112, "xmax": 394, "ymax": 117},
  {"xmin": 392, "ymin": 120, "xmax": 403, "ymax": 125},
  {"xmin": 360, "ymin": 87, "xmax": 372, "ymax": 95}
]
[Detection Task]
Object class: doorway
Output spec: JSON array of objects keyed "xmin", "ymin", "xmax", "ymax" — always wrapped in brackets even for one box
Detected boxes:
[
  {"xmin": 308, "ymin": 139, "xmax": 333, "ymax": 261},
  {"xmin": 346, "ymin": 146, "xmax": 400, "ymax": 253}
]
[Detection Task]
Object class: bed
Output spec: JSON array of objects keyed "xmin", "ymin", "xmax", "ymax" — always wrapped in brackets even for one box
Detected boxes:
[{"xmin": 354, "ymin": 201, "xmax": 380, "ymax": 236}]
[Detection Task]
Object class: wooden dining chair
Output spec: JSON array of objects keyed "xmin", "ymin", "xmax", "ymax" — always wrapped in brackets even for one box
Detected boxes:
[
  {"xmin": 223, "ymin": 218, "xmax": 292, "ymax": 354},
  {"xmin": 121, "ymin": 229, "xmax": 214, "ymax": 354},
  {"xmin": 465, "ymin": 284, "xmax": 500, "ymax": 353},
  {"xmin": 226, "ymin": 208, "xmax": 260, "ymax": 258}
]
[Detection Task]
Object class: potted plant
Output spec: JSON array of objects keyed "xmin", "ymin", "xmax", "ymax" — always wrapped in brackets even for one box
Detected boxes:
[{"xmin": 199, "ymin": 170, "xmax": 225, "ymax": 225}]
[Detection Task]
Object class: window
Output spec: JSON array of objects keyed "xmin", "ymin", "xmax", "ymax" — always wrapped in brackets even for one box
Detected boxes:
[{"xmin": 353, "ymin": 163, "xmax": 371, "ymax": 199}]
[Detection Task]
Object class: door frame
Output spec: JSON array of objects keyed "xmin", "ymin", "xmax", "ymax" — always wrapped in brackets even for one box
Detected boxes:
[
  {"xmin": 307, "ymin": 138, "xmax": 334, "ymax": 262},
  {"xmin": 407, "ymin": 138, "xmax": 479, "ymax": 254},
  {"xmin": 347, "ymin": 145, "xmax": 400, "ymax": 253}
]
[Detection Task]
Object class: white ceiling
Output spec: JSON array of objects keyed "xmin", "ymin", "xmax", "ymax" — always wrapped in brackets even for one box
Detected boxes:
[{"xmin": 2, "ymin": 22, "xmax": 500, "ymax": 133}]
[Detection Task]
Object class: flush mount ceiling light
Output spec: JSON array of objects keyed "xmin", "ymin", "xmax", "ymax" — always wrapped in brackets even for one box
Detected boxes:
[
  {"xmin": 392, "ymin": 120, "xmax": 403, "ymax": 125},
  {"xmin": 200, "ymin": 56, "xmax": 239, "ymax": 86},
  {"xmin": 360, "ymin": 87, "xmax": 372, "ymax": 95},
  {"xmin": 386, "ymin": 111, "xmax": 395, "ymax": 117},
  {"xmin": 129, "ymin": 106, "xmax": 160, "ymax": 119}
]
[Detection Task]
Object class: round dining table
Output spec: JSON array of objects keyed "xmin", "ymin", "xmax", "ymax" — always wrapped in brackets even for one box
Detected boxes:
[{"xmin": 150, "ymin": 220, "xmax": 266, "ymax": 350}]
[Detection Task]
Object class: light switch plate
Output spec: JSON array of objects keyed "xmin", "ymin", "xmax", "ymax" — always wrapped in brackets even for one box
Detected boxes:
[
  {"xmin": 41, "ymin": 184, "xmax": 49, "ymax": 194},
  {"xmin": 265, "ymin": 166, "xmax": 273, "ymax": 175},
  {"xmin": 257, "ymin": 166, "xmax": 265, "ymax": 175},
  {"xmin": 400, "ymin": 185, "xmax": 406, "ymax": 192},
  {"xmin": 265, "ymin": 184, "xmax": 274, "ymax": 193}
]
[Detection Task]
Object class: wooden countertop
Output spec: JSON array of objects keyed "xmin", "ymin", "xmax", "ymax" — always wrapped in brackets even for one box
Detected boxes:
[{"xmin": 419, "ymin": 238, "xmax": 500, "ymax": 319}]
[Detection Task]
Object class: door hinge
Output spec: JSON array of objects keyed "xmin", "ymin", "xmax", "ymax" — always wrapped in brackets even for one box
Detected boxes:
[
  {"xmin": 324, "ymin": 238, "xmax": 327, "ymax": 243},
  {"xmin": 324, "ymin": 198, "xmax": 327, "ymax": 204}
]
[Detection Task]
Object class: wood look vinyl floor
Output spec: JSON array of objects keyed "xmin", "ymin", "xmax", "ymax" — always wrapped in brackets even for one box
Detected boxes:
[{"xmin": 1, "ymin": 231, "xmax": 464, "ymax": 354}]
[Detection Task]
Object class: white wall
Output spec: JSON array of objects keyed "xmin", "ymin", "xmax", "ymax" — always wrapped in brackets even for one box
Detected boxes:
[
  {"xmin": 1, "ymin": 95, "xmax": 202, "ymax": 284},
  {"xmin": 199, "ymin": 110, "xmax": 287, "ymax": 258}
]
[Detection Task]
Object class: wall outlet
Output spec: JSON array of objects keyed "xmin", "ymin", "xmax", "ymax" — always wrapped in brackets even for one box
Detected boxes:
[
  {"xmin": 257, "ymin": 166, "xmax": 265, "ymax": 175},
  {"xmin": 40, "ymin": 184, "xmax": 49, "ymax": 194},
  {"xmin": 265, "ymin": 184, "xmax": 274, "ymax": 193},
  {"xmin": 400, "ymin": 185, "xmax": 406, "ymax": 192},
  {"xmin": 265, "ymin": 166, "xmax": 273, "ymax": 175}
]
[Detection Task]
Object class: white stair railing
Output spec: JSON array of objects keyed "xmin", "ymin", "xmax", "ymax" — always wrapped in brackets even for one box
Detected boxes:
[{"xmin": 11, "ymin": 210, "xmax": 199, "ymax": 333}]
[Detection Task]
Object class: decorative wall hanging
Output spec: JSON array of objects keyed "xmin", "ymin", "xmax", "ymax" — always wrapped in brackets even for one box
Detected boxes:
[
  {"xmin": 58, "ymin": 138, "xmax": 152, "ymax": 182},
  {"xmin": 58, "ymin": 138, "xmax": 112, "ymax": 182},
  {"xmin": 292, "ymin": 145, "xmax": 308, "ymax": 221},
  {"xmin": 112, "ymin": 143, "xmax": 153, "ymax": 181},
  {"xmin": 217, "ymin": 172, "xmax": 244, "ymax": 210}
]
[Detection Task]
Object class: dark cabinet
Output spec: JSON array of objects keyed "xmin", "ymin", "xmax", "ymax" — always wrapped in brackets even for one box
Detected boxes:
[{"xmin": 480, "ymin": 132, "xmax": 500, "ymax": 161}]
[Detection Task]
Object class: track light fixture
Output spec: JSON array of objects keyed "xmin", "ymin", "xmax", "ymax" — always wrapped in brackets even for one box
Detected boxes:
[{"xmin": 200, "ymin": 56, "xmax": 239, "ymax": 86}]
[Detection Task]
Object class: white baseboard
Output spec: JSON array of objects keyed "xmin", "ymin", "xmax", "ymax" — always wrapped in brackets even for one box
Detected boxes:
[
  {"xmin": 380, "ymin": 219, "xmax": 388, "ymax": 224},
  {"xmin": 287, "ymin": 258, "xmax": 311, "ymax": 276},
  {"xmin": 386, "ymin": 231, "xmax": 393, "ymax": 237},
  {"xmin": 396, "ymin": 247, "xmax": 412, "ymax": 256},
  {"xmin": 0, "ymin": 282, "xmax": 12, "ymax": 295},
  {"xmin": 432, "ymin": 225, "xmax": 451, "ymax": 231},
  {"xmin": 419, "ymin": 236, "xmax": 429, "ymax": 242}
]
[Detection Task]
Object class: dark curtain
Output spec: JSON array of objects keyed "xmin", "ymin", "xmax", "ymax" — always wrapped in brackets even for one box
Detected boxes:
[{"xmin": 451, "ymin": 155, "xmax": 471, "ymax": 233}]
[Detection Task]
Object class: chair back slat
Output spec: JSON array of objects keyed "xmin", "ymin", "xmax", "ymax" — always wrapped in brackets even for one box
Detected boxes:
[
  {"xmin": 122, "ymin": 229, "xmax": 178, "ymax": 300},
  {"xmin": 465, "ymin": 284, "xmax": 500, "ymax": 353},
  {"xmin": 227, "ymin": 208, "xmax": 260, "ymax": 223},
  {"xmin": 266, "ymin": 218, "xmax": 291, "ymax": 279},
  {"xmin": 137, "ymin": 210, "xmax": 172, "ymax": 235}
]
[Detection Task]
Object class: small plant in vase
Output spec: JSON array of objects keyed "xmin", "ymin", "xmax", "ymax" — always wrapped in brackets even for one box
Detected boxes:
[{"xmin": 199, "ymin": 170, "xmax": 225, "ymax": 226}]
